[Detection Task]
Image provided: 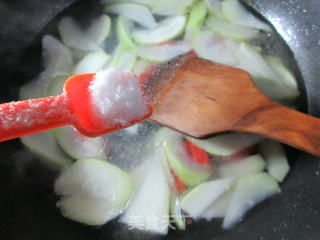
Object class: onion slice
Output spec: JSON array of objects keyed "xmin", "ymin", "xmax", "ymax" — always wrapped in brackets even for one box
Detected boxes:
[
  {"xmin": 221, "ymin": 0, "xmax": 272, "ymax": 32},
  {"xmin": 105, "ymin": 3, "xmax": 157, "ymax": 29},
  {"xmin": 133, "ymin": 15, "xmax": 186, "ymax": 45},
  {"xmin": 136, "ymin": 41, "xmax": 191, "ymax": 62}
]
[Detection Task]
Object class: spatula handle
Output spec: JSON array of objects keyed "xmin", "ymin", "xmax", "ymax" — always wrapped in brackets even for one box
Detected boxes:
[
  {"xmin": 231, "ymin": 102, "xmax": 320, "ymax": 157},
  {"xmin": 0, "ymin": 94, "xmax": 74, "ymax": 142}
]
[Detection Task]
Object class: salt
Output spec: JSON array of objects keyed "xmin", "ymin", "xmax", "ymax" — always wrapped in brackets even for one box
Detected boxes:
[{"xmin": 89, "ymin": 68, "xmax": 149, "ymax": 128}]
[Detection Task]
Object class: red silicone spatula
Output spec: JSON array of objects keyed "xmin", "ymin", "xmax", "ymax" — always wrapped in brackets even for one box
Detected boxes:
[{"xmin": 0, "ymin": 73, "xmax": 152, "ymax": 142}]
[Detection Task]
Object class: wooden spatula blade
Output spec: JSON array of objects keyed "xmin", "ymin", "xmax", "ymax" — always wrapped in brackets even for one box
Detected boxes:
[{"xmin": 146, "ymin": 57, "xmax": 271, "ymax": 138}]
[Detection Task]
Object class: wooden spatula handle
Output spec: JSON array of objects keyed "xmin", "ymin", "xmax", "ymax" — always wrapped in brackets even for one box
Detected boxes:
[{"xmin": 231, "ymin": 101, "xmax": 320, "ymax": 157}]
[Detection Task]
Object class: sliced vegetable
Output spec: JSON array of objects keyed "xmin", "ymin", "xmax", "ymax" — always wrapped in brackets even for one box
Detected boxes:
[
  {"xmin": 259, "ymin": 140, "xmax": 290, "ymax": 182},
  {"xmin": 55, "ymin": 158, "xmax": 133, "ymax": 204},
  {"xmin": 52, "ymin": 126, "xmax": 105, "ymax": 160},
  {"xmin": 187, "ymin": 133, "xmax": 261, "ymax": 157},
  {"xmin": 133, "ymin": 58, "xmax": 154, "ymax": 76},
  {"xmin": 223, "ymin": 172, "xmax": 280, "ymax": 229},
  {"xmin": 152, "ymin": 0, "xmax": 194, "ymax": 16},
  {"xmin": 135, "ymin": 41, "xmax": 191, "ymax": 62},
  {"xmin": 19, "ymin": 35, "xmax": 73, "ymax": 99},
  {"xmin": 184, "ymin": 1, "xmax": 207, "ymax": 42},
  {"xmin": 109, "ymin": 46, "xmax": 137, "ymax": 71},
  {"xmin": 203, "ymin": 186, "xmax": 234, "ymax": 220},
  {"xmin": 265, "ymin": 56, "xmax": 299, "ymax": 95},
  {"xmin": 73, "ymin": 50, "xmax": 110, "ymax": 75},
  {"xmin": 233, "ymin": 43, "xmax": 299, "ymax": 102},
  {"xmin": 41, "ymin": 35, "xmax": 73, "ymax": 76},
  {"xmin": 86, "ymin": 15, "xmax": 111, "ymax": 44},
  {"xmin": 58, "ymin": 17, "xmax": 101, "ymax": 51},
  {"xmin": 58, "ymin": 195, "xmax": 122, "ymax": 226},
  {"xmin": 180, "ymin": 178, "xmax": 234, "ymax": 219},
  {"xmin": 170, "ymin": 192, "xmax": 185, "ymax": 230},
  {"xmin": 205, "ymin": 0, "xmax": 225, "ymax": 19},
  {"xmin": 163, "ymin": 129, "xmax": 211, "ymax": 186},
  {"xmin": 47, "ymin": 75, "xmax": 68, "ymax": 96},
  {"xmin": 233, "ymin": 42, "xmax": 277, "ymax": 80},
  {"xmin": 186, "ymin": 1, "xmax": 207, "ymax": 30},
  {"xmin": 205, "ymin": 16, "xmax": 260, "ymax": 40},
  {"xmin": 216, "ymin": 154, "xmax": 265, "ymax": 178},
  {"xmin": 105, "ymin": 3, "xmax": 157, "ymax": 29},
  {"xmin": 117, "ymin": 16, "xmax": 135, "ymax": 50},
  {"xmin": 133, "ymin": 15, "xmax": 186, "ymax": 45},
  {"xmin": 121, "ymin": 152, "xmax": 170, "ymax": 235},
  {"xmin": 192, "ymin": 31, "xmax": 238, "ymax": 66},
  {"xmin": 20, "ymin": 131, "xmax": 72, "ymax": 169},
  {"xmin": 221, "ymin": 0, "xmax": 272, "ymax": 32},
  {"xmin": 128, "ymin": 159, "xmax": 150, "ymax": 186}
]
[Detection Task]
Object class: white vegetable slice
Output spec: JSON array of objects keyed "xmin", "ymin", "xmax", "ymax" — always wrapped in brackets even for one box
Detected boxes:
[
  {"xmin": 223, "ymin": 172, "xmax": 280, "ymax": 229},
  {"xmin": 105, "ymin": 3, "xmax": 157, "ymax": 29},
  {"xmin": 259, "ymin": 140, "xmax": 290, "ymax": 182},
  {"xmin": 133, "ymin": 15, "xmax": 186, "ymax": 45},
  {"xmin": 184, "ymin": 1, "xmax": 207, "ymax": 42},
  {"xmin": 41, "ymin": 35, "xmax": 73, "ymax": 76},
  {"xmin": 170, "ymin": 192, "xmax": 185, "ymax": 230},
  {"xmin": 47, "ymin": 75, "xmax": 68, "ymax": 96},
  {"xmin": 192, "ymin": 31, "xmax": 238, "ymax": 66},
  {"xmin": 58, "ymin": 17, "xmax": 101, "ymax": 51},
  {"xmin": 86, "ymin": 15, "xmax": 111, "ymax": 44},
  {"xmin": 233, "ymin": 42, "xmax": 277, "ymax": 80},
  {"xmin": 216, "ymin": 154, "xmax": 265, "ymax": 178},
  {"xmin": 136, "ymin": 41, "xmax": 191, "ymax": 62},
  {"xmin": 203, "ymin": 186, "xmax": 234, "ymax": 220},
  {"xmin": 55, "ymin": 158, "xmax": 133, "ymax": 204},
  {"xmin": 180, "ymin": 178, "xmax": 234, "ymax": 219},
  {"xmin": 133, "ymin": 58, "xmax": 155, "ymax": 76},
  {"xmin": 161, "ymin": 128, "xmax": 211, "ymax": 186},
  {"xmin": 205, "ymin": 0, "xmax": 225, "ymax": 19},
  {"xmin": 73, "ymin": 50, "xmax": 110, "ymax": 75},
  {"xmin": 152, "ymin": 0, "xmax": 194, "ymax": 16},
  {"xmin": 205, "ymin": 16, "xmax": 260, "ymax": 40},
  {"xmin": 117, "ymin": 16, "xmax": 135, "ymax": 50},
  {"xmin": 187, "ymin": 133, "xmax": 261, "ymax": 157},
  {"xmin": 19, "ymin": 35, "xmax": 73, "ymax": 99},
  {"xmin": 232, "ymin": 43, "xmax": 299, "ymax": 102},
  {"xmin": 121, "ymin": 152, "xmax": 170, "ymax": 235},
  {"xmin": 129, "ymin": 157, "xmax": 151, "ymax": 186},
  {"xmin": 20, "ymin": 131, "xmax": 72, "ymax": 169},
  {"xmin": 52, "ymin": 126, "xmax": 105, "ymax": 160},
  {"xmin": 58, "ymin": 195, "xmax": 122, "ymax": 226},
  {"xmin": 221, "ymin": 0, "xmax": 272, "ymax": 32},
  {"xmin": 186, "ymin": 1, "xmax": 207, "ymax": 30},
  {"xmin": 109, "ymin": 46, "xmax": 137, "ymax": 71},
  {"xmin": 265, "ymin": 56, "xmax": 299, "ymax": 94}
]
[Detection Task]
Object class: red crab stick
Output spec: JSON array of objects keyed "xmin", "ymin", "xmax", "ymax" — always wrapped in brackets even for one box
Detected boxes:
[{"xmin": 0, "ymin": 70, "xmax": 152, "ymax": 142}]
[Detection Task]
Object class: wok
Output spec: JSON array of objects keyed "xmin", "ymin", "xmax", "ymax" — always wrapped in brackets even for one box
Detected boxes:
[{"xmin": 0, "ymin": 0, "xmax": 319, "ymax": 239}]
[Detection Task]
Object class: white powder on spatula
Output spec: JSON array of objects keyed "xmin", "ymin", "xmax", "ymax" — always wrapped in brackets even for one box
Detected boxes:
[{"xmin": 89, "ymin": 68, "xmax": 149, "ymax": 127}]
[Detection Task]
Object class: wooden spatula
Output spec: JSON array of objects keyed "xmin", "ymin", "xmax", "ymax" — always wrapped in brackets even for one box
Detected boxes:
[{"xmin": 145, "ymin": 56, "xmax": 320, "ymax": 157}]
